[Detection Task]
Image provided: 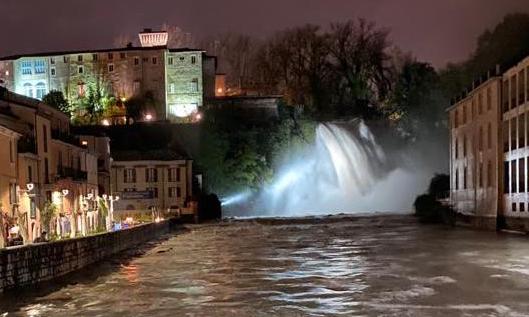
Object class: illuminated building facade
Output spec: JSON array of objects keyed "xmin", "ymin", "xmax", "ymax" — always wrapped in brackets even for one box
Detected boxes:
[
  {"xmin": 110, "ymin": 155, "xmax": 193, "ymax": 216},
  {"xmin": 0, "ymin": 30, "xmax": 216, "ymax": 123},
  {"xmin": 449, "ymin": 56, "xmax": 529, "ymax": 231},
  {"xmin": 0, "ymin": 87, "xmax": 109, "ymax": 241}
]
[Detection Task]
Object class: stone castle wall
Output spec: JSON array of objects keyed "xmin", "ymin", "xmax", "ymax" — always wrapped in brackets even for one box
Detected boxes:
[{"xmin": 0, "ymin": 220, "xmax": 170, "ymax": 292}]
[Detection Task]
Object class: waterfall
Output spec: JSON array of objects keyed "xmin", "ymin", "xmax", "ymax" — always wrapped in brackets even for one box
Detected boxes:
[{"xmin": 224, "ymin": 120, "xmax": 427, "ymax": 217}]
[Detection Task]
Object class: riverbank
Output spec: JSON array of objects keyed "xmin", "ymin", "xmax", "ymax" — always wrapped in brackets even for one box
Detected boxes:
[{"xmin": 0, "ymin": 219, "xmax": 174, "ymax": 292}]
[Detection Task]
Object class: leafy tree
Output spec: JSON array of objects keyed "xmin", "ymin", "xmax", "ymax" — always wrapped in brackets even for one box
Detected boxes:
[
  {"xmin": 125, "ymin": 91, "xmax": 159, "ymax": 123},
  {"xmin": 41, "ymin": 201, "xmax": 57, "ymax": 237},
  {"xmin": 43, "ymin": 90, "xmax": 71, "ymax": 115}
]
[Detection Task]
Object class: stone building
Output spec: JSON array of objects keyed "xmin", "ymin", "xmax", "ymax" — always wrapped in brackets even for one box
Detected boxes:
[
  {"xmin": 0, "ymin": 30, "xmax": 216, "ymax": 123},
  {"xmin": 110, "ymin": 151, "xmax": 193, "ymax": 217},
  {"xmin": 449, "ymin": 56, "xmax": 529, "ymax": 231},
  {"xmin": 448, "ymin": 70, "xmax": 502, "ymax": 229},
  {"xmin": 0, "ymin": 87, "xmax": 109, "ymax": 241}
]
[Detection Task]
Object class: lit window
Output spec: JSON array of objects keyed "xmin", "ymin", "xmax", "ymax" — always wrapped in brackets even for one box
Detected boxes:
[
  {"xmin": 124, "ymin": 168, "xmax": 136, "ymax": 183},
  {"xmin": 35, "ymin": 82, "xmax": 46, "ymax": 99},
  {"xmin": 108, "ymin": 64, "xmax": 114, "ymax": 72},
  {"xmin": 190, "ymin": 78, "xmax": 198, "ymax": 92},
  {"xmin": 146, "ymin": 168, "xmax": 158, "ymax": 182},
  {"xmin": 21, "ymin": 61, "xmax": 32, "ymax": 75},
  {"xmin": 34, "ymin": 60, "xmax": 45, "ymax": 74},
  {"xmin": 23, "ymin": 83, "xmax": 33, "ymax": 97}
]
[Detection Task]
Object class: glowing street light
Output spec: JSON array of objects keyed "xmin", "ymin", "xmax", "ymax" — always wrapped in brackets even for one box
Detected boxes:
[
  {"xmin": 145, "ymin": 113, "xmax": 153, "ymax": 121},
  {"xmin": 102, "ymin": 119, "xmax": 110, "ymax": 126}
]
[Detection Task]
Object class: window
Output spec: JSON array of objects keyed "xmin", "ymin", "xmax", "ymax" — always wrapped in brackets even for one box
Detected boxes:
[
  {"xmin": 147, "ymin": 187, "xmax": 158, "ymax": 198},
  {"xmin": 478, "ymin": 126, "xmax": 483, "ymax": 151},
  {"xmin": 50, "ymin": 57, "xmax": 55, "ymax": 65},
  {"xmin": 9, "ymin": 140, "xmax": 13, "ymax": 163},
  {"xmin": 168, "ymin": 168, "xmax": 179, "ymax": 182},
  {"xmin": 463, "ymin": 105, "xmax": 467, "ymax": 124},
  {"xmin": 169, "ymin": 83, "xmax": 175, "ymax": 93},
  {"xmin": 124, "ymin": 168, "xmax": 136, "ymax": 183},
  {"xmin": 487, "ymin": 160, "xmax": 492, "ymax": 187},
  {"xmin": 471, "ymin": 99, "xmax": 475, "ymax": 118},
  {"xmin": 168, "ymin": 187, "xmax": 180, "ymax": 198},
  {"xmin": 78, "ymin": 66, "xmax": 84, "ymax": 74},
  {"xmin": 190, "ymin": 78, "xmax": 198, "ymax": 92},
  {"xmin": 133, "ymin": 80, "xmax": 140, "ymax": 92},
  {"xmin": 51, "ymin": 67, "xmax": 56, "ymax": 76},
  {"xmin": 511, "ymin": 118, "xmax": 518, "ymax": 150},
  {"xmin": 512, "ymin": 159, "xmax": 517, "ymax": 194},
  {"xmin": 28, "ymin": 166, "xmax": 32, "ymax": 183},
  {"xmin": 455, "ymin": 168, "xmax": 459, "ymax": 190},
  {"xmin": 487, "ymin": 87, "xmax": 492, "ymax": 111},
  {"xmin": 145, "ymin": 168, "xmax": 157, "ymax": 182},
  {"xmin": 34, "ymin": 60, "xmax": 45, "ymax": 74},
  {"xmin": 191, "ymin": 55, "xmax": 196, "ymax": 64},
  {"xmin": 180, "ymin": 56, "xmax": 185, "ymax": 61},
  {"xmin": 35, "ymin": 82, "xmax": 46, "ymax": 99},
  {"xmin": 9, "ymin": 183, "xmax": 17, "ymax": 205},
  {"xmin": 479, "ymin": 162, "xmax": 483, "ymax": 188},
  {"xmin": 21, "ymin": 61, "xmax": 32, "ymax": 75},
  {"xmin": 168, "ymin": 57, "xmax": 173, "ymax": 65},
  {"xmin": 520, "ymin": 158, "xmax": 526, "ymax": 193},
  {"xmin": 511, "ymin": 75, "xmax": 517, "ymax": 110},
  {"xmin": 487, "ymin": 122, "xmax": 492, "ymax": 149},
  {"xmin": 518, "ymin": 69, "xmax": 525, "ymax": 105},
  {"xmin": 44, "ymin": 158, "xmax": 49, "ymax": 183},
  {"xmin": 124, "ymin": 188, "xmax": 135, "ymax": 192},
  {"xmin": 518, "ymin": 113, "xmax": 525, "ymax": 149},
  {"xmin": 527, "ymin": 66, "xmax": 529, "ymax": 103},
  {"xmin": 454, "ymin": 109, "xmax": 459, "ymax": 128},
  {"xmin": 455, "ymin": 138, "xmax": 458, "ymax": 159},
  {"xmin": 92, "ymin": 54, "xmax": 98, "ymax": 61},
  {"xmin": 120, "ymin": 52, "xmax": 126, "ymax": 59},
  {"xmin": 152, "ymin": 57, "xmax": 157, "ymax": 65},
  {"xmin": 23, "ymin": 83, "xmax": 33, "ymax": 98},
  {"xmin": 30, "ymin": 199, "xmax": 36, "ymax": 219},
  {"xmin": 521, "ymin": 203, "xmax": 526, "ymax": 212},
  {"xmin": 108, "ymin": 63, "xmax": 114, "ymax": 72},
  {"xmin": 504, "ymin": 161, "xmax": 509, "ymax": 194},
  {"xmin": 108, "ymin": 53, "xmax": 113, "ymax": 60},
  {"xmin": 142, "ymin": 57, "xmax": 148, "ymax": 62},
  {"xmin": 78, "ymin": 55, "xmax": 83, "ymax": 62},
  {"xmin": 464, "ymin": 166, "xmax": 467, "ymax": 189},
  {"xmin": 463, "ymin": 135, "xmax": 467, "ymax": 157},
  {"xmin": 134, "ymin": 57, "xmax": 139, "ymax": 65},
  {"xmin": 513, "ymin": 203, "xmax": 517, "ymax": 212}
]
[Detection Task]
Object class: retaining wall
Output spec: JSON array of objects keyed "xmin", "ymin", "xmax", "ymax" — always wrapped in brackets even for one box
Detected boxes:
[{"xmin": 0, "ymin": 220, "xmax": 171, "ymax": 292}]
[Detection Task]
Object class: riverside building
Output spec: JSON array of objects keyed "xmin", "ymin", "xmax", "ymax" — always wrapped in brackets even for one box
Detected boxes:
[
  {"xmin": 0, "ymin": 29, "xmax": 216, "ymax": 123},
  {"xmin": 449, "ymin": 56, "xmax": 529, "ymax": 231}
]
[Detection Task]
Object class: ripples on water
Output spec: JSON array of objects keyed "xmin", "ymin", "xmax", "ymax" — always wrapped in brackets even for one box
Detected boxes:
[{"xmin": 3, "ymin": 216, "xmax": 529, "ymax": 316}]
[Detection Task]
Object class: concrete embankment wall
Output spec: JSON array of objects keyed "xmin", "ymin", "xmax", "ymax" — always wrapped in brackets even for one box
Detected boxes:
[{"xmin": 0, "ymin": 220, "xmax": 171, "ymax": 292}]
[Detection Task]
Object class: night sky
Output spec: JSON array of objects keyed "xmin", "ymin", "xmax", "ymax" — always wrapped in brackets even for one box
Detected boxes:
[{"xmin": 1, "ymin": 0, "xmax": 529, "ymax": 68}]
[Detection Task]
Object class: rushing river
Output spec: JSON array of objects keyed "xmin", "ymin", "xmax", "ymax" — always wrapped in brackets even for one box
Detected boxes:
[{"xmin": 2, "ymin": 216, "xmax": 529, "ymax": 316}]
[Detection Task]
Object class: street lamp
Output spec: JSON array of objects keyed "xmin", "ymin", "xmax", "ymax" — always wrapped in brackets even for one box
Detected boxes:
[
  {"xmin": 101, "ymin": 194, "xmax": 119, "ymax": 231},
  {"xmin": 59, "ymin": 189, "xmax": 69, "ymax": 238}
]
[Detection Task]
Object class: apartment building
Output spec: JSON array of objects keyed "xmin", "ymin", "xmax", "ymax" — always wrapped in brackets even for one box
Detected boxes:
[
  {"xmin": 110, "ymin": 152, "xmax": 192, "ymax": 216},
  {"xmin": 448, "ymin": 70, "xmax": 502, "ymax": 229},
  {"xmin": 0, "ymin": 87, "xmax": 109, "ymax": 241},
  {"xmin": 0, "ymin": 29, "xmax": 216, "ymax": 123}
]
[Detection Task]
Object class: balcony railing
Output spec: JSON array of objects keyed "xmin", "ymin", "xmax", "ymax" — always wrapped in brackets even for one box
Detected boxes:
[
  {"xmin": 55, "ymin": 167, "xmax": 88, "ymax": 181},
  {"xmin": 17, "ymin": 136, "xmax": 37, "ymax": 154}
]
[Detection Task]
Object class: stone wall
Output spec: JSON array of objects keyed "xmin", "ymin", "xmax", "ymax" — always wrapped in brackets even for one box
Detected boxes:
[{"xmin": 0, "ymin": 220, "xmax": 171, "ymax": 292}]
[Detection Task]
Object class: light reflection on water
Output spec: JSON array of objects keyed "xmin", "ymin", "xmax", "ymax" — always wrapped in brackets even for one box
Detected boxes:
[{"xmin": 3, "ymin": 216, "xmax": 529, "ymax": 316}]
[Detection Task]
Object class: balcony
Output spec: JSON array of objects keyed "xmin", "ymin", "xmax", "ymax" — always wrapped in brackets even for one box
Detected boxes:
[
  {"xmin": 51, "ymin": 129, "xmax": 82, "ymax": 147},
  {"xmin": 55, "ymin": 167, "xmax": 88, "ymax": 181},
  {"xmin": 17, "ymin": 136, "xmax": 37, "ymax": 154}
]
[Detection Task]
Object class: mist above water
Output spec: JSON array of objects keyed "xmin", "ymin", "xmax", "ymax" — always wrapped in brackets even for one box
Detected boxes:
[{"xmin": 223, "ymin": 120, "xmax": 434, "ymax": 217}]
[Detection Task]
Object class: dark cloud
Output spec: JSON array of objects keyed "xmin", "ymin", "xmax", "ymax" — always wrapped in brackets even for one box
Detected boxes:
[{"xmin": 1, "ymin": 0, "xmax": 528, "ymax": 67}]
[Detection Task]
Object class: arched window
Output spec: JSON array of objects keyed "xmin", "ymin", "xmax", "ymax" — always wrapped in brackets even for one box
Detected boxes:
[
  {"xmin": 35, "ymin": 82, "xmax": 46, "ymax": 99},
  {"xmin": 23, "ymin": 83, "xmax": 33, "ymax": 98}
]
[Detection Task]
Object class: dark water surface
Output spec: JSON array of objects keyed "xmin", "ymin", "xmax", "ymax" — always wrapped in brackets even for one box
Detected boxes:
[{"xmin": 2, "ymin": 215, "xmax": 529, "ymax": 316}]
